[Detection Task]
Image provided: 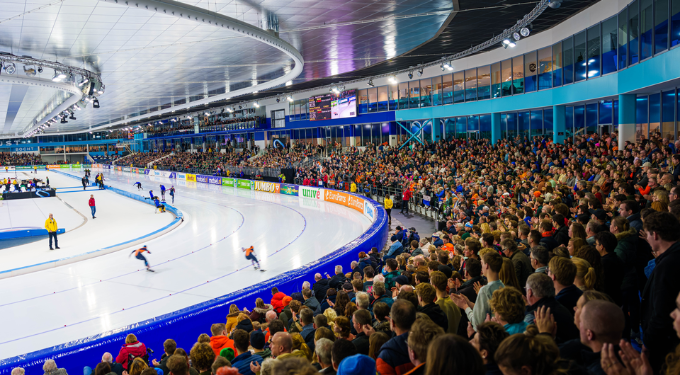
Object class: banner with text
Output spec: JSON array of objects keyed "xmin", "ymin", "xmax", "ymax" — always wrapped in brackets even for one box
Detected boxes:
[
  {"xmin": 253, "ymin": 181, "xmax": 280, "ymax": 194},
  {"xmin": 280, "ymin": 184, "xmax": 299, "ymax": 196},
  {"xmin": 222, "ymin": 178, "xmax": 235, "ymax": 187},
  {"xmin": 299, "ymin": 186, "xmax": 323, "ymax": 200},
  {"xmin": 208, "ymin": 176, "xmax": 222, "ymax": 185},
  {"xmin": 185, "ymin": 174, "xmax": 196, "ymax": 182},
  {"xmin": 237, "ymin": 179, "xmax": 252, "ymax": 190}
]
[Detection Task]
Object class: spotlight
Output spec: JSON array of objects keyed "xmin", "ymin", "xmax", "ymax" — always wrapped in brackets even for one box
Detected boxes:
[
  {"xmin": 78, "ymin": 77, "xmax": 89, "ymax": 86},
  {"xmin": 331, "ymin": 85, "xmax": 340, "ymax": 94},
  {"xmin": 446, "ymin": 61, "xmax": 453, "ymax": 71},
  {"xmin": 520, "ymin": 27, "xmax": 531, "ymax": 37},
  {"xmin": 38, "ymin": 66, "xmax": 43, "ymax": 73},
  {"xmin": 23, "ymin": 66, "xmax": 36, "ymax": 76},
  {"xmin": 502, "ymin": 39, "xmax": 516, "ymax": 48},
  {"xmin": 286, "ymin": 95, "xmax": 293, "ymax": 102},
  {"xmin": 276, "ymin": 97, "xmax": 280, "ymax": 103},
  {"xmin": 52, "ymin": 70, "xmax": 66, "ymax": 82},
  {"xmin": 60, "ymin": 117, "xmax": 68, "ymax": 124},
  {"xmin": 388, "ymin": 75, "xmax": 397, "ymax": 84},
  {"xmin": 93, "ymin": 98, "xmax": 100, "ymax": 108},
  {"xmin": 408, "ymin": 71, "xmax": 413, "ymax": 80},
  {"xmin": 3, "ymin": 63, "xmax": 16, "ymax": 75},
  {"xmin": 253, "ymin": 101, "xmax": 260, "ymax": 108},
  {"xmin": 513, "ymin": 32, "xmax": 521, "ymax": 41},
  {"xmin": 239, "ymin": 105, "xmax": 242, "ymax": 109},
  {"xmin": 417, "ymin": 68, "xmax": 423, "ymax": 77},
  {"xmin": 368, "ymin": 79, "xmax": 374, "ymax": 87},
  {"xmin": 440, "ymin": 63, "xmax": 445, "ymax": 71},
  {"xmin": 549, "ymin": 0, "xmax": 561, "ymax": 8},
  {"xmin": 69, "ymin": 113, "xmax": 76, "ymax": 120}
]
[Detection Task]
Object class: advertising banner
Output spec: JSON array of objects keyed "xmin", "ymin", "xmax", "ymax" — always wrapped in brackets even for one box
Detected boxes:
[
  {"xmin": 122, "ymin": 167, "xmax": 131, "ymax": 172},
  {"xmin": 324, "ymin": 190, "xmax": 349, "ymax": 206},
  {"xmin": 348, "ymin": 195, "xmax": 365, "ymax": 213},
  {"xmin": 117, "ymin": 166, "xmax": 122, "ymax": 171},
  {"xmin": 82, "ymin": 164, "xmax": 92, "ymax": 168},
  {"xmin": 152, "ymin": 170, "xmax": 161, "ymax": 176},
  {"xmin": 253, "ymin": 181, "xmax": 280, "ymax": 194},
  {"xmin": 280, "ymin": 184, "xmax": 299, "ymax": 196},
  {"xmin": 186, "ymin": 174, "xmax": 196, "ymax": 182},
  {"xmin": 15, "ymin": 166, "xmax": 29, "ymax": 170},
  {"xmin": 2, "ymin": 166, "xmax": 16, "ymax": 171},
  {"xmin": 196, "ymin": 175, "xmax": 209, "ymax": 183},
  {"xmin": 299, "ymin": 186, "xmax": 323, "ymax": 200},
  {"xmin": 59, "ymin": 164, "xmax": 71, "ymax": 169},
  {"xmin": 162, "ymin": 171, "xmax": 176, "ymax": 178},
  {"xmin": 144, "ymin": 169, "xmax": 150, "ymax": 174},
  {"xmin": 208, "ymin": 176, "xmax": 222, "ymax": 185},
  {"xmin": 237, "ymin": 179, "xmax": 252, "ymax": 190},
  {"xmin": 46, "ymin": 165, "xmax": 59, "ymax": 169},
  {"xmin": 363, "ymin": 201, "xmax": 375, "ymax": 221},
  {"xmin": 176, "ymin": 173, "xmax": 186, "ymax": 180},
  {"xmin": 222, "ymin": 177, "xmax": 235, "ymax": 187}
]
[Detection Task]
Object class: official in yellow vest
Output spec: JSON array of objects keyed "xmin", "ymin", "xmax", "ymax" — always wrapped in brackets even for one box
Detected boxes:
[
  {"xmin": 384, "ymin": 196, "xmax": 393, "ymax": 224},
  {"xmin": 45, "ymin": 213, "xmax": 59, "ymax": 250}
]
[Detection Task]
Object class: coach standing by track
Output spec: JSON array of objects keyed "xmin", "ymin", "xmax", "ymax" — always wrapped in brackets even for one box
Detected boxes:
[{"xmin": 45, "ymin": 213, "xmax": 59, "ymax": 250}]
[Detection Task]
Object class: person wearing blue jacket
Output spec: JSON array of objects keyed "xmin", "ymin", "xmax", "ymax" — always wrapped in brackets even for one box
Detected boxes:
[
  {"xmin": 384, "ymin": 236, "xmax": 403, "ymax": 261},
  {"xmin": 230, "ymin": 329, "xmax": 262, "ymax": 375},
  {"xmin": 160, "ymin": 185, "xmax": 166, "ymax": 201}
]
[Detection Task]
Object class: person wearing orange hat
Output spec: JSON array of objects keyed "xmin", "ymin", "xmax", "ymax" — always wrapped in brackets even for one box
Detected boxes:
[{"xmin": 533, "ymin": 190, "xmax": 542, "ymax": 198}]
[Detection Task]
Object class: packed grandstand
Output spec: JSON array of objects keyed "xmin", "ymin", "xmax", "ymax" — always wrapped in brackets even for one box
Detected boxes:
[{"xmin": 6, "ymin": 130, "xmax": 680, "ymax": 375}]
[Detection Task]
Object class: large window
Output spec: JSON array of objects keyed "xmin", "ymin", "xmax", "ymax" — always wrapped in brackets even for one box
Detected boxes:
[
  {"xmin": 587, "ymin": 25, "xmax": 601, "ymax": 78},
  {"xmin": 389, "ymin": 84, "xmax": 398, "ymax": 110},
  {"xmin": 420, "ymin": 79, "xmax": 432, "ymax": 107},
  {"xmin": 367, "ymin": 87, "xmax": 378, "ymax": 113},
  {"xmin": 649, "ymin": 93, "xmax": 661, "ymax": 136},
  {"xmin": 453, "ymin": 71, "xmax": 465, "ymax": 103},
  {"xmin": 553, "ymin": 42, "xmax": 563, "ymax": 87},
  {"xmin": 442, "ymin": 74, "xmax": 453, "ymax": 105},
  {"xmin": 465, "ymin": 69, "xmax": 478, "ymax": 101},
  {"xmin": 637, "ymin": 95, "xmax": 649, "ymax": 141},
  {"xmin": 432, "ymin": 76, "xmax": 443, "ymax": 106},
  {"xmin": 672, "ymin": 0, "xmax": 680, "ymax": 47},
  {"xmin": 518, "ymin": 111, "xmax": 530, "ymax": 138},
  {"xmin": 538, "ymin": 47, "xmax": 553, "ymax": 89},
  {"xmin": 619, "ymin": 7, "xmax": 628, "ymax": 69},
  {"xmin": 662, "ymin": 90, "xmax": 676, "ymax": 139},
  {"xmin": 398, "ymin": 82, "xmax": 409, "ymax": 109},
  {"xmin": 525, "ymin": 51, "xmax": 538, "ymax": 91},
  {"xmin": 377, "ymin": 86, "xmax": 389, "ymax": 112},
  {"xmin": 655, "ymin": 0, "xmax": 669, "ymax": 53},
  {"xmin": 562, "ymin": 37, "xmax": 574, "ymax": 84},
  {"xmin": 574, "ymin": 31, "xmax": 587, "ymax": 82},
  {"xmin": 630, "ymin": 0, "xmax": 641, "ymax": 64},
  {"xmin": 531, "ymin": 110, "xmax": 543, "ymax": 137},
  {"xmin": 602, "ymin": 16, "xmax": 618, "ymax": 74},
  {"xmin": 478, "ymin": 66, "xmax": 491, "ymax": 100},
  {"xmin": 409, "ymin": 81, "xmax": 420, "ymax": 108},
  {"xmin": 642, "ymin": 0, "xmax": 655, "ymax": 59},
  {"xmin": 491, "ymin": 63, "xmax": 501, "ymax": 98},
  {"xmin": 501, "ymin": 59, "xmax": 512, "ymax": 96},
  {"xmin": 358, "ymin": 89, "xmax": 368, "ymax": 114},
  {"xmin": 512, "ymin": 56, "xmax": 524, "ymax": 94}
]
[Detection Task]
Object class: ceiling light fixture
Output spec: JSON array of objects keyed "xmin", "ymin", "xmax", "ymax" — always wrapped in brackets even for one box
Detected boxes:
[
  {"xmin": 3, "ymin": 63, "xmax": 16, "ymax": 75},
  {"xmin": 417, "ymin": 67, "xmax": 424, "ymax": 77},
  {"xmin": 513, "ymin": 32, "xmax": 521, "ymax": 41},
  {"xmin": 93, "ymin": 98, "xmax": 100, "ymax": 108},
  {"xmin": 502, "ymin": 39, "xmax": 516, "ymax": 48},
  {"xmin": 520, "ymin": 26, "xmax": 531, "ymax": 37},
  {"xmin": 52, "ymin": 70, "xmax": 67, "ymax": 82},
  {"xmin": 23, "ymin": 65, "xmax": 36, "ymax": 76},
  {"xmin": 368, "ymin": 79, "xmax": 374, "ymax": 87},
  {"xmin": 407, "ymin": 70, "xmax": 413, "ymax": 80},
  {"xmin": 388, "ymin": 75, "xmax": 398, "ymax": 84},
  {"xmin": 286, "ymin": 95, "xmax": 293, "ymax": 102},
  {"xmin": 253, "ymin": 101, "xmax": 260, "ymax": 108},
  {"xmin": 69, "ymin": 113, "xmax": 76, "ymax": 120}
]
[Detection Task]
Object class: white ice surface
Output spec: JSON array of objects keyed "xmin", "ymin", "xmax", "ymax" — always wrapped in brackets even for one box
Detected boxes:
[
  {"xmin": 0, "ymin": 168, "xmax": 372, "ymax": 360},
  {"xmin": 0, "ymin": 171, "xmax": 174, "ymax": 272}
]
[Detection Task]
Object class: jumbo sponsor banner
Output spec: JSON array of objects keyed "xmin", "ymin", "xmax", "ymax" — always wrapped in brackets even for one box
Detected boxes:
[
  {"xmin": 237, "ymin": 179, "xmax": 252, "ymax": 190},
  {"xmin": 186, "ymin": 174, "xmax": 196, "ymax": 182},
  {"xmin": 208, "ymin": 176, "xmax": 222, "ymax": 185},
  {"xmin": 348, "ymin": 195, "xmax": 365, "ymax": 213},
  {"xmin": 280, "ymin": 184, "xmax": 299, "ymax": 196},
  {"xmin": 253, "ymin": 181, "xmax": 280, "ymax": 194},
  {"xmin": 324, "ymin": 190, "xmax": 350, "ymax": 206},
  {"xmin": 196, "ymin": 175, "xmax": 210, "ymax": 184},
  {"xmin": 299, "ymin": 186, "xmax": 323, "ymax": 200},
  {"xmin": 144, "ymin": 169, "xmax": 151, "ymax": 175},
  {"xmin": 221, "ymin": 177, "xmax": 235, "ymax": 187},
  {"xmin": 363, "ymin": 201, "xmax": 375, "ymax": 221},
  {"xmin": 176, "ymin": 173, "xmax": 186, "ymax": 180}
]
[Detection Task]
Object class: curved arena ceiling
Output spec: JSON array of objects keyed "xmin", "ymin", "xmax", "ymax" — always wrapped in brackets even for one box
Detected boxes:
[{"xmin": 0, "ymin": 0, "xmax": 599, "ymax": 137}]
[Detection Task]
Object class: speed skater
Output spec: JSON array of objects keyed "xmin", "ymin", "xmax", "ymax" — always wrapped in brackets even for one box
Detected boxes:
[
  {"xmin": 130, "ymin": 245, "xmax": 154, "ymax": 272},
  {"xmin": 242, "ymin": 246, "xmax": 264, "ymax": 271}
]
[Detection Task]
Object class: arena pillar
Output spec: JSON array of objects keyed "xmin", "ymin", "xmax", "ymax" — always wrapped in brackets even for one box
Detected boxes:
[
  {"xmin": 491, "ymin": 113, "xmax": 501, "ymax": 144},
  {"xmin": 618, "ymin": 94, "xmax": 636, "ymax": 150},
  {"xmin": 431, "ymin": 118, "xmax": 441, "ymax": 143},
  {"xmin": 553, "ymin": 105, "xmax": 566, "ymax": 145}
]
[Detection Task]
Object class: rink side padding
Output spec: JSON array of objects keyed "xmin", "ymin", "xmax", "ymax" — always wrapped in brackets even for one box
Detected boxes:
[
  {"xmin": 0, "ymin": 170, "xmax": 184, "ymax": 279},
  {"xmin": 0, "ymin": 166, "xmax": 388, "ymax": 375}
]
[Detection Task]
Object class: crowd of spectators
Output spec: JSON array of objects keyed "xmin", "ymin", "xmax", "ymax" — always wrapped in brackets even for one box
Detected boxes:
[
  {"xmin": 14, "ymin": 129, "xmax": 680, "ymax": 375},
  {"xmin": 0, "ymin": 153, "xmax": 43, "ymax": 166},
  {"xmin": 122, "ymin": 152, "xmax": 172, "ymax": 168},
  {"xmin": 241, "ymin": 144, "xmax": 321, "ymax": 169},
  {"xmin": 154, "ymin": 149, "xmax": 256, "ymax": 173}
]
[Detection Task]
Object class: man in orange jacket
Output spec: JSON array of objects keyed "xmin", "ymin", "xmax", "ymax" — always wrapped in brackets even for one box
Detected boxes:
[{"xmin": 209, "ymin": 323, "xmax": 235, "ymax": 356}]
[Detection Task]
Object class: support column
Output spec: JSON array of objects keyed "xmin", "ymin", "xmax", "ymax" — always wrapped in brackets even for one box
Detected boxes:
[
  {"xmin": 431, "ymin": 118, "xmax": 441, "ymax": 143},
  {"xmin": 618, "ymin": 94, "xmax": 636, "ymax": 150},
  {"xmin": 491, "ymin": 112, "xmax": 501, "ymax": 144},
  {"xmin": 553, "ymin": 105, "xmax": 566, "ymax": 144}
]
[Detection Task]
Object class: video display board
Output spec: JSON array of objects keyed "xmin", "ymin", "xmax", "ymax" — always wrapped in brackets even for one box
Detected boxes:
[{"xmin": 308, "ymin": 89, "xmax": 357, "ymax": 121}]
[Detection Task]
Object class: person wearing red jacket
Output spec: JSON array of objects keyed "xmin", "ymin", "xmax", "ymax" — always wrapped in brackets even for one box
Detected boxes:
[
  {"xmin": 209, "ymin": 323, "xmax": 235, "ymax": 356},
  {"xmin": 115, "ymin": 334, "xmax": 147, "ymax": 370},
  {"xmin": 270, "ymin": 287, "xmax": 287, "ymax": 313},
  {"xmin": 88, "ymin": 194, "xmax": 96, "ymax": 219},
  {"xmin": 400, "ymin": 188, "xmax": 412, "ymax": 214}
]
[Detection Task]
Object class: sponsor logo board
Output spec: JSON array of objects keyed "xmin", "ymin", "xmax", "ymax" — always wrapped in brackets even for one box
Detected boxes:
[
  {"xmin": 208, "ymin": 176, "xmax": 222, "ymax": 185},
  {"xmin": 222, "ymin": 177, "xmax": 235, "ymax": 187},
  {"xmin": 324, "ymin": 190, "xmax": 349, "ymax": 206},
  {"xmin": 364, "ymin": 201, "xmax": 375, "ymax": 221},
  {"xmin": 299, "ymin": 186, "xmax": 323, "ymax": 200},
  {"xmin": 237, "ymin": 179, "xmax": 252, "ymax": 190},
  {"xmin": 185, "ymin": 174, "xmax": 196, "ymax": 182},
  {"xmin": 176, "ymin": 173, "xmax": 186, "ymax": 180},
  {"xmin": 253, "ymin": 181, "xmax": 280, "ymax": 194},
  {"xmin": 144, "ymin": 169, "xmax": 150, "ymax": 174},
  {"xmin": 348, "ymin": 195, "xmax": 365, "ymax": 213},
  {"xmin": 196, "ymin": 175, "xmax": 209, "ymax": 183},
  {"xmin": 280, "ymin": 184, "xmax": 299, "ymax": 196}
]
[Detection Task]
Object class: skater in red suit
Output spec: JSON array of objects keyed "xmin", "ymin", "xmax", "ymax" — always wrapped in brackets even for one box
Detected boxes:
[{"xmin": 243, "ymin": 246, "xmax": 263, "ymax": 271}]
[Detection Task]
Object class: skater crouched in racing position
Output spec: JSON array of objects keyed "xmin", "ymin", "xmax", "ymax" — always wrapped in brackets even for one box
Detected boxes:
[
  {"xmin": 130, "ymin": 245, "xmax": 154, "ymax": 272},
  {"xmin": 243, "ymin": 246, "xmax": 264, "ymax": 271},
  {"xmin": 133, "ymin": 182, "xmax": 142, "ymax": 190}
]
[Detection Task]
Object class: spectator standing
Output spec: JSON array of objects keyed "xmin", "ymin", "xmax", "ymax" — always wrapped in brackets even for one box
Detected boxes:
[
  {"xmin": 452, "ymin": 252, "xmax": 504, "ymax": 331},
  {"xmin": 641, "ymin": 211, "xmax": 680, "ymax": 373},
  {"xmin": 501, "ymin": 239, "xmax": 532, "ymax": 289},
  {"xmin": 404, "ymin": 317, "xmax": 445, "ymax": 375},
  {"xmin": 376, "ymin": 299, "xmax": 417, "ymax": 375},
  {"xmin": 524, "ymin": 273, "xmax": 579, "ymax": 344},
  {"xmin": 431, "ymin": 271, "xmax": 461, "ymax": 334},
  {"xmin": 384, "ymin": 195, "xmax": 393, "ymax": 225},
  {"xmin": 45, "ymin": 213, "xmax": 59, "ymax": 250},
  {"xmin": 401, "ymin": 188, "xmax": 412, "ymax": 214},
  {"xmin": 89, "ymin": 194, "xmax": 96, "ymax": 219},
  {"xmin": 548, "ymin": 256, "xmax": 583, "ymax": 315}
]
